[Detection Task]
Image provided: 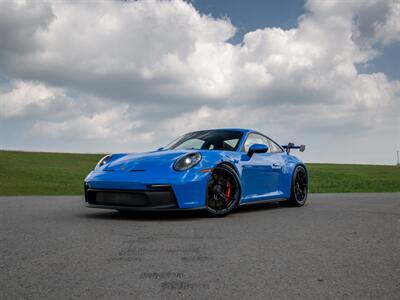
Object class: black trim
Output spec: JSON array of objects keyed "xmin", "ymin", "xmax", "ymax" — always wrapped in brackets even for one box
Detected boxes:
[
  {"xmin": 84, "ymin": 186, "xmax": 179, "ymax": 210},
  {"xmin": 85, "ymin": 203, "xmax": 205, "ymax": 212},
  {"xmin": 239, "ymin": 198, "xmax": 286, "ymax": 206}
]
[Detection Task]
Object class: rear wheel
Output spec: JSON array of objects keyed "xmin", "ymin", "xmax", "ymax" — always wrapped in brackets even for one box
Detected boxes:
[
  {"xmin": 287, "ymin": 165, "xmax": 308, "ymax": 207},
  {"xmin": 206, "ymin": 165, "xmax": 241, "ymax": 217}
]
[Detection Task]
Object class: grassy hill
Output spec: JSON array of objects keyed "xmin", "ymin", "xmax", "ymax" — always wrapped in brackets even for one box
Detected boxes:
[{"xmin": 1, "ymin": 150, "xmax": 399, "ymax": 195}]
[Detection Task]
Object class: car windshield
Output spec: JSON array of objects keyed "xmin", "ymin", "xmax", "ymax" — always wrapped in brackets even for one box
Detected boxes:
[{"xmin": 166, "ymin": 130, "xmax": 243, "ymax": 151}]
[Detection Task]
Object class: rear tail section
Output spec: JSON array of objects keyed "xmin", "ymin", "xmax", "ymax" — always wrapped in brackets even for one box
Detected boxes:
[{"xmin": 282, "ymin": 143, "xmax": 305, "ymax": 154}]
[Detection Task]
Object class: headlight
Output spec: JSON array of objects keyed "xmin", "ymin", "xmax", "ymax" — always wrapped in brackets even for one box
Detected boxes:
[
  {"xmin": 96, "ymin": 154, "xmax": 112, "ymax": 168},
  {"xmin": 173, "ymin": 153, "xmax": 202, "ymax": 171}
]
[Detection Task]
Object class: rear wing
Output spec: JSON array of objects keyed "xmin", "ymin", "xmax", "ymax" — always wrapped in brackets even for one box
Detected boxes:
[{"xmin": 282, "ymin": 142, "xmax": 305, "ymax": 154}]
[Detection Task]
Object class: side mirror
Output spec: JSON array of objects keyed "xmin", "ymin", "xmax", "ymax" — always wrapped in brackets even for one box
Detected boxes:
[
  {"xmin": 248, "ymin": 144, "xmax": 269, "ymax": 157},
  {"xmin": 299, "ymin": 145, "xmax": 305, "ymax": 152}
]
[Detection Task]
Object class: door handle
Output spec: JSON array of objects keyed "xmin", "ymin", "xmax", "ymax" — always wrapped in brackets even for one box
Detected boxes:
[{"xmin": 272, "ymin": 162, "xmax": 281, "ymax": 167}]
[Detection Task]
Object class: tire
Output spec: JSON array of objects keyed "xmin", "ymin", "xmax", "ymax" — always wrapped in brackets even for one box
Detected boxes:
[
  {"xmin": 206, "ymin": 164, "xmax": 241, "ymax": 217},
  {"xmin": 287, "ymin": 165, "xmax": 308, "ymax": 207}
]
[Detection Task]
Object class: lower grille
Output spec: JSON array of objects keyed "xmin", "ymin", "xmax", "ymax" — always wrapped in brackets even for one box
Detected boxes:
[
  {"xmin": 85, "ymin": 187, "xmax": 178, "ymax": 208},
  {"xmin": 95, "ymin": 192, "xmax": 148, "ymax": 206}
]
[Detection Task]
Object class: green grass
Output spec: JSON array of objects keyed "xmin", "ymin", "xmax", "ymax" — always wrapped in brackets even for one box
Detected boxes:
[
  {"xmin": 307, "ymin": 163, "xmax": 400, "ymax": 193},
  {"xmin": 1, "ymin": 150, "xmax": 399, "ymax": 195},
  {"xmin": 0, "ymin": 151, "xmax": 103, "ymax": 196}
]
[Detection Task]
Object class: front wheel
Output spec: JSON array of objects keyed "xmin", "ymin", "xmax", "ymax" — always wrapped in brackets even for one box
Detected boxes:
[
  {"xmin": 206, "ymin": 165, "xmax": 241, "ymax": 217},
  {"xmin": 287, "ymin": 165, "xmax": 308, "ymax": 207}
]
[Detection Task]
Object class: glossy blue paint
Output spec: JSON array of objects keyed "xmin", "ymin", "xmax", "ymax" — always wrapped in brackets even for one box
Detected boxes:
[{"xmin": 84, "ymin": 128, "xmax": 306, "ymax": 209}]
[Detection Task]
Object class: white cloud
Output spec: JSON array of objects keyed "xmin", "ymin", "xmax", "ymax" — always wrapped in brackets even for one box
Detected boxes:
[
  {"xmin": 32, "ymin": 104, "xmax": 146, "ymax": 143},
  {"xmin": 373, "ymin": 0, "xmax": 400, "ymax": 45},
  {"xmin": 0, "ymin": 0, "xmax": 399, "ymax": 163},
  {"xmin": 0, "ymin": 81, "xmax": 73, "ymax": 118}
]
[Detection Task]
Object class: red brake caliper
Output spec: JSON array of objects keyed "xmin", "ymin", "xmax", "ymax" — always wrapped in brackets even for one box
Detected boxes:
[{"xmin": 225, "ymin": 180, "xmax": 232, "ymax": 204}]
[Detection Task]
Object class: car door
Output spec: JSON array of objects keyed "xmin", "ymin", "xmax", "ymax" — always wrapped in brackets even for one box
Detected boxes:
[{"xmin": 240, "ymin": 133, "xmax": 283, "ymax": 202}]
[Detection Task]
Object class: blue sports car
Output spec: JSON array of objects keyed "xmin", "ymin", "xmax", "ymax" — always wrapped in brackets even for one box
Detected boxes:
[{"xmin": 84, "ymin": 128, "xmax": 307, "ymax": 216}]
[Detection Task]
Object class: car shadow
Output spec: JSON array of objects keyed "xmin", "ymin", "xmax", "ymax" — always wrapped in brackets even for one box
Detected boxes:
[
  {"xmin": 236, "ymin": 201, "xmax": 286, "ymax": 213},
  {"xmin": 81, "ymin": 201, "xmax": 289, "ymax": 221},
  {"xmin": 82, "ymin": 209, "xmax": 206, "ymax": 221}
]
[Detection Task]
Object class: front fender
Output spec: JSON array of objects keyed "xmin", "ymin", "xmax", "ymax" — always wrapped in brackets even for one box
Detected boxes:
[{"xmin": 197, "ymin": 151, "xmax": 241, "ymax": 173}]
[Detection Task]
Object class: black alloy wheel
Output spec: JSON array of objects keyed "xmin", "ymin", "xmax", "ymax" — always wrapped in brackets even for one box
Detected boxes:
[
  {"xmin": 287, "ymin": 165, "xmax": 308, "ymax": 206},
  {"xmin": 206, "ymin": 164, "xmax": 241, "ymax": 217}
]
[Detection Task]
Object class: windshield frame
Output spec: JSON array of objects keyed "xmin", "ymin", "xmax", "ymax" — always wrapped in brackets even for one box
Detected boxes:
[{"xmin": 165, "ymin": 130, "xmax": 244, "ymax": 152}]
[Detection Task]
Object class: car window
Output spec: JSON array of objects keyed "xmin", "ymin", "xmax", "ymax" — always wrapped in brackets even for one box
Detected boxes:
[
  {"xmin": 267, "ymin": 138, "xmax": 283, "ymax": 153},
  {"xmin": 167, "ymin": 130, "xmax": 243, "ymax": 151},
  {"xmin": 243, "ymin": 133, "xmax": 269, "ymax": 152},
  {"xmin": 174, "ymin": 138, "xmax": 205, "ymax": 150},
  {"xmin": 224, "ymin": 139, "xmax": 239, "ymax": 148}
]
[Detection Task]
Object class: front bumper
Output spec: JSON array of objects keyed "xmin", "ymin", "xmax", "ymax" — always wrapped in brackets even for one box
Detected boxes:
[{"xmin": 84, "ymin": 168, "xmax": 211, "ymax": 209}]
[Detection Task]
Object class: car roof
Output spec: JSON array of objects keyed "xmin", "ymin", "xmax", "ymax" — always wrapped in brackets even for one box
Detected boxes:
[
  {"xmin": 216, "ymin": 128, "xmax": 272, "ymax": 140},
  {"xmin": 195, "ymin": 128, "xmax": 254, "ymax": 134}
]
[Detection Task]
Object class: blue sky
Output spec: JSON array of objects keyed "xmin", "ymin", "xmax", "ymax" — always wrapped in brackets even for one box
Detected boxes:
[
  {"xmin": 357, "ymin": 42, "xmax": 400, "ymax": 79},
  {"xmin": 191, "ymin": 0, "xmax": 305, "ymax": 43},
  {"xmin": 191, "ymin": 0, "xmax": 400, "ymax": 80}
]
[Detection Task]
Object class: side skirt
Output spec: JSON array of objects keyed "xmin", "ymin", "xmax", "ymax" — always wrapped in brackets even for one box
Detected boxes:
[{"xmin": 239, "ymin": 198, "xmax": 287, "ymax": 206}]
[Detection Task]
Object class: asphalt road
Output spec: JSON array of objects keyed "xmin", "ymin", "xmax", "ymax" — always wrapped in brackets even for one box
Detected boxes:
[{"xmin": 1, "ymin": 193, "xmax": 400, "ymax": 300}]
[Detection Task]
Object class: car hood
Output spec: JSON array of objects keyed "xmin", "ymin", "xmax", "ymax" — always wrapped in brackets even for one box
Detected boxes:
[{"xmin": 103, "ymin": 150, "xmax": 192, "ymax": 172}]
